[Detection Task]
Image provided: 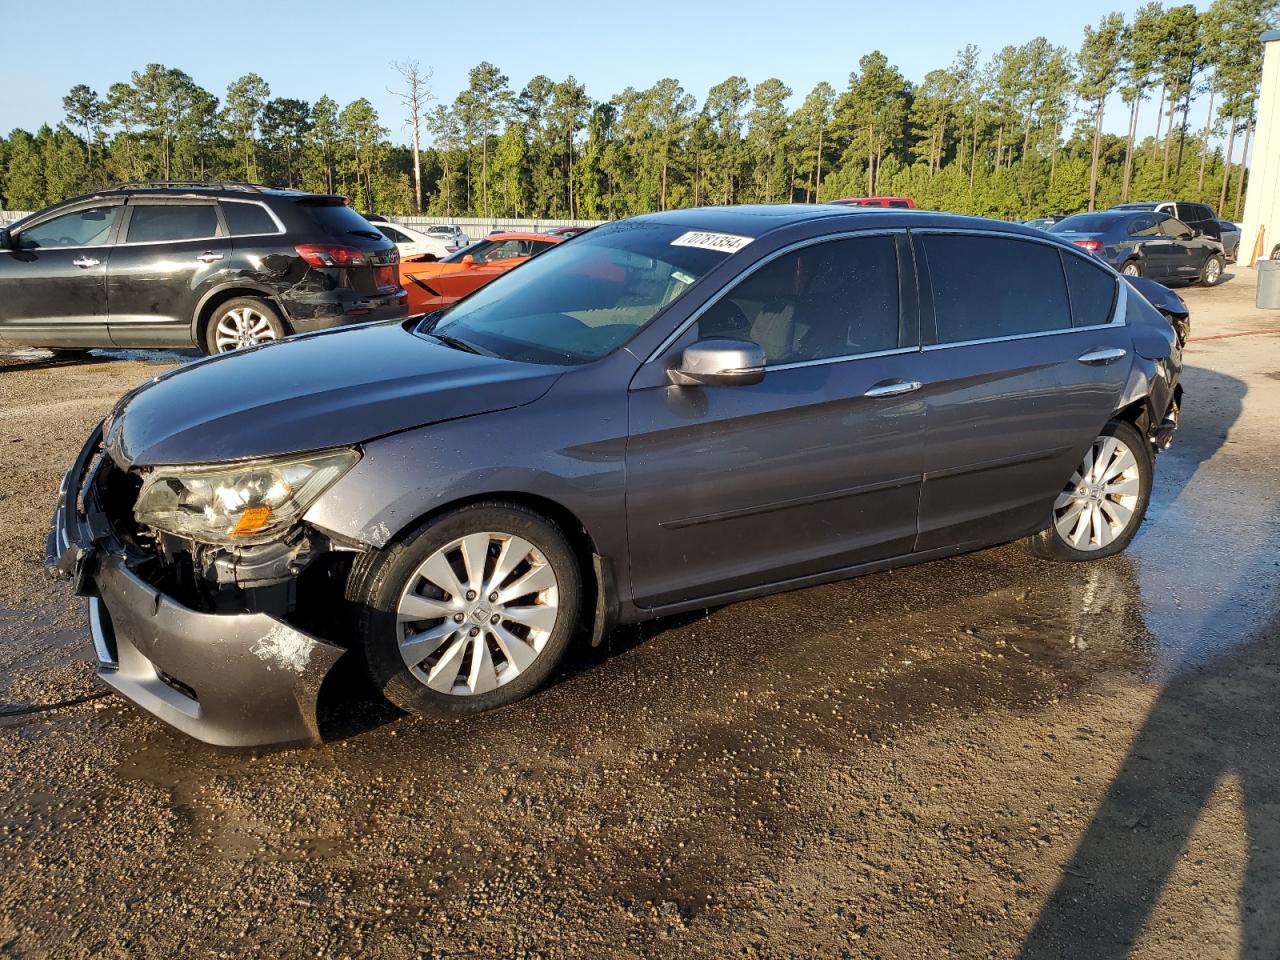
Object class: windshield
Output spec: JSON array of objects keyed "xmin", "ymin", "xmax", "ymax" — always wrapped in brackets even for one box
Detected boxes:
[
  {"xmin": 426, "ymin": 222, "xmax": 739, "ymax": 364},
  {"xmin": 1050, "ymin": 213, "xmax": 1124, "ymax": 233}
]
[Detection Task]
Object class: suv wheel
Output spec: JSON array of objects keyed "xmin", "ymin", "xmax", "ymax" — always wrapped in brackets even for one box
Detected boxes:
[
  {"xmin": 1028, "ymin": 420, "xmax": 1152, "ymax": 561},
  {"xmin": 350, "ymin": 503, "xmax": 582, "ymax": 717},
  {"xmin": 1120, "ymin": 260, "xmax": 1142, "ymax": 277},
  {"xmin": 205, "ymin": 297, "xmax": 287, "ymax": 354},
  {"xmin": 1198, "ymin": 254, "xmax": 1223, "ymax": 286}
]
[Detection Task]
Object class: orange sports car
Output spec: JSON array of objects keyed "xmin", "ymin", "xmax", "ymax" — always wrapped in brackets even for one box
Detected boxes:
[{"xmin": 399, "ymin": 232, "xmax": 563, "ymax": 314}]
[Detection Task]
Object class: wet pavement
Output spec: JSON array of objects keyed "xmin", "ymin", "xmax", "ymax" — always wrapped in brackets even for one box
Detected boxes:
[{"xmin": 1, "ymin": 271, "xmax": 1278, "ymax": 958}]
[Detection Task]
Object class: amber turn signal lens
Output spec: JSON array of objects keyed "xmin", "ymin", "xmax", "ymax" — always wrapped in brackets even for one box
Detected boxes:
[{"xmin": 230, "ymin": 506, "xmax": 273, "ymax": 537}]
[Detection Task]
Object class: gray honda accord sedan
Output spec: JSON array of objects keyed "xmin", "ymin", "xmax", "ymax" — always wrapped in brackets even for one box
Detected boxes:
[{"xmin": 47, "ymin": 205, "xmax": 1186, "ymax": 746}]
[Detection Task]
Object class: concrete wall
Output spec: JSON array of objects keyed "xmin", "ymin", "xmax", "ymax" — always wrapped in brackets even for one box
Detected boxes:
[{"xmin": 1240, "ymin": 30, "xmax": 1280, "ymax": 263}]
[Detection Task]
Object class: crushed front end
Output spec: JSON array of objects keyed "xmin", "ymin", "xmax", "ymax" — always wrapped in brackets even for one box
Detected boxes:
[{"xmin": 45, "ymin": 424, "xmax": 356, "ymax": 747}]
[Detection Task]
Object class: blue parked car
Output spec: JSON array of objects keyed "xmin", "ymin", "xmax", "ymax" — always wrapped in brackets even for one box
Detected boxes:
[{"xmin": 1048, "ymin": 210, "xmax": 1226, "ymax": 286}]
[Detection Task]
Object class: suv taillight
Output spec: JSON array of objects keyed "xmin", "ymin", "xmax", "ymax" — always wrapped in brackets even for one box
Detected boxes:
[{"xmin": 295, "ymin": 244, "xmax": 370, "ymax": 267}]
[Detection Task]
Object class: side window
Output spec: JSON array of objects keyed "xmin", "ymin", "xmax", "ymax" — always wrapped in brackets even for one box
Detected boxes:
[
  {"xmin": 529, "ymin": 241, "xmax": 557, "ymax": 256},
  {"xmin": 1063, "ymin": 253, "xmax": 1118, "ymax": 327},
  {"xmin": 1160, "ymin": 217, "xmax": 1191, "ymax": 239},
  {"xmin": 126, "ymin": 204, "xmax": 219, "ymax": 243},
  {"xmin": 697, "ymin": 235, "xmax": 900, "ymax": 365},
  {"xmin": 888, "ymin": 200, "xmax": 910, "ymax": 208},
  {"xmin": 924, "ymin": 234, "xmax": 1071, "ymax": 343},
  {"xmin": 377, "ymin": 225, "xmax": 409, "ymax": 243},
  {"xmin": 17, "ymin": 205, "xmax": 119, "ymax": 249},
  {"xmin": 222, "ymin": 202, "xmax": 278, "ymax": 237},
  {"xmin": 1131, "ymin": 215, "xmax": 1161, "ymax": 237}
]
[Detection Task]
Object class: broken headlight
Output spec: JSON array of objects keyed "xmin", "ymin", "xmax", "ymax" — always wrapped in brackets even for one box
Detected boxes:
[{"xmin": 133, "ymin": 449, "xmax": 359, "ymax": 546}]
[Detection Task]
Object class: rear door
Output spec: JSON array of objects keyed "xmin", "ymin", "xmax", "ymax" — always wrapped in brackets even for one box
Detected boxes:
[
  {"xmin": 912, "ymin": 231, "xmax": 1130, "ymax": 551},
  {"xmin": 625, "ymin": 231, "xmax": 926, "ymax": 609},
  {"xmin": 0, "ymin": 201, "xmax": 122, "ymax": 347},
  {"xmin": 106, "ymin": 199, "xmax": 229, "ymax": 347}
]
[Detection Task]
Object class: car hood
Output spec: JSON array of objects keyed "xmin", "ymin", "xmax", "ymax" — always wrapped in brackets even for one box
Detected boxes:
[{"xmin": 105, "ymin": 321, "xmax": 564, "ymax": 466}]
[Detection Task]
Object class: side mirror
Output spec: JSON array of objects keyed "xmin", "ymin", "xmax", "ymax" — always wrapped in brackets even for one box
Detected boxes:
[
  {"xmin": 669, "ymin": 338, "xmax": 765, "ymax": 387},
  {"xmin": 461, "ymin": 254, "xmax": 475, "ymax": 267},
  {"xmin": 0, "ymin": 228, "xmax": 11, "ymax": 252}
]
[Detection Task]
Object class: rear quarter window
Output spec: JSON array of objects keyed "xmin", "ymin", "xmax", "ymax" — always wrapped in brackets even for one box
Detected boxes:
[
  {"xmin": 924, "ymin": 234, "xmax": 1071, "ymax": 343},
  {"xmin": 1063, "ymin": 253, "xmax": 1118, "ymax": 326},
  {"xmin": 221, "ymin": 202, "xmax": 279, "ymax": 237}
]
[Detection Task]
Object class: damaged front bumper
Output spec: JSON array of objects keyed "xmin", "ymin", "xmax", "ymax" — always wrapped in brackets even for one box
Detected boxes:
[{"xmin": 45, "ymin": 424, "xmax": 346, "ymax": 748}]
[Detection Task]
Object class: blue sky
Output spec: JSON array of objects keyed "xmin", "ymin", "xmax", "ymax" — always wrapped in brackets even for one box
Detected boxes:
[{"xmin": 1, "ymin": 0, "xmax": 1211, "ymax": 144}]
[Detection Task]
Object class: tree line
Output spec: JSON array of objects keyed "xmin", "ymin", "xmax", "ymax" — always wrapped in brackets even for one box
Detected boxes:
[{"xmin": 1, "ymin": 0, "xmax": 1275, "ymax": 222}]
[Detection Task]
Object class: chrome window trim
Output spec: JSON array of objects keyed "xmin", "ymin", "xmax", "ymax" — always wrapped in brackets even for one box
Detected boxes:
[
  {"xmin": 646, "ymin": 228, "xmax": 907, "ymax": 364},
  {"xmin": 767, "ymin": 345, "xmax": 919, "ymax": 371},
  {"xmin": 914, "ymin": 227, "xmax": 1126, "ymax": 345},
  {"xmin": 218, "ymin": 197, "xmax": 287, "ymax": 238}
]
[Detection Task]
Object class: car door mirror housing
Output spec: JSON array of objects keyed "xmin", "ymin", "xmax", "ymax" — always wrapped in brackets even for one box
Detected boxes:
[
  {"xmin": 670, "ymin": 339, "xmax": 766, "ymax": 387},
  {"xmin": 461, "ymin": 254, "xmax": 475, "ymax": 267}
]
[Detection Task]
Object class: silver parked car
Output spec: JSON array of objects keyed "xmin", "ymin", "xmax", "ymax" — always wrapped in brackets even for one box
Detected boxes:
[{"xmin": 48, "ymin": 206, "xmax": 1187, "ymax": 746}]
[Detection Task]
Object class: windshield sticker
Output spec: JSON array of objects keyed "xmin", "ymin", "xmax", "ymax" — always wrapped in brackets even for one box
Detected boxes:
[
  {"xmin": 671, "ymin": 230, "xmax": 753, "ymax": 253},
  {"xmin": 671, "ymin": 269, "xmax": 696, "ymax": 285}
]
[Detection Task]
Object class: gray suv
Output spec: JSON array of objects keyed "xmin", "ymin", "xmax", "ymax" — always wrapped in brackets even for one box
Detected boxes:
[{"xmin": 48, "ymin": 205, "xmax": 1186, "ymax": 747}]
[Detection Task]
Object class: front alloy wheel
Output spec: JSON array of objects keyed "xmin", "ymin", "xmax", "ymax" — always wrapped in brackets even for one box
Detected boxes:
[
  {"xmin": 1199, "ymin": 254, "xmax": 1223, "ymax": 286},
  {"xmin": 353, "ymin": 503, "xmax": 582, "ymax": 717},
  {"xmin": 1121, "ymin": 261, "xmax": 1142, "ymax": 277},
  {"xmin": 396, "ymin": 533, "xmax": 559, "ymax": 696},
  {"xmin": 1029, "ymin": 420, "xmax": 1152, "ymax": 561}
]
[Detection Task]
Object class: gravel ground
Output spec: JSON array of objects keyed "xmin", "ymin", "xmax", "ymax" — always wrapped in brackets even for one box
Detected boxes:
[{"xmin": 1, "ymin": 271, "xmax": 1278, "ymax": 959}]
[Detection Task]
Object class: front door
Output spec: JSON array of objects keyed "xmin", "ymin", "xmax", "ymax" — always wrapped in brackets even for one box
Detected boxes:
[
  {"xmin": 912, "ymin": 232, "xmax": 1130, "ymax": 551},
  {"xmin": 625, "ymin": 232, "xmax": 925, "ymax": 610},
  {"xmin": 106, "ymin": 200, "xmax": 229, "ymax": 347},
  {"xmin": 0, "ymin": 202, "xmax": 122, "ymax": 347}
]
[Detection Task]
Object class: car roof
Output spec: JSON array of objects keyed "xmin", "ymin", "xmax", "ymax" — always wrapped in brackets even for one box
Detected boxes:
[
  {"xmin": 47, "ymin": 183, "xmax": 347, "ymax": 207},
  {"xmin": 625, "ymin": 204, "xmax": 1055, "ymax": 243}
]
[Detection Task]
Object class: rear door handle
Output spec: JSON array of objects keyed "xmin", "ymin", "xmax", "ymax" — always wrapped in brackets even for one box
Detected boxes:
[
  {"xmin": 72, "ymin": 256, "xmax": 100, "ymax": 268},
  {"xmin": 196, "ymin": 251, "xmax": 224, "ymax": 263},
  {"xmin": 864, "ymin": 379, "xmax": 922, "ymax": 398},
  {"xmin": 1077, "ymin": 347, "xmax": 1127, "ymax": 365}
]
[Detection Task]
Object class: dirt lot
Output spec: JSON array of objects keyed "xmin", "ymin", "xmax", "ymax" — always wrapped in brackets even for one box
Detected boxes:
[{"xmin": 1, "ymin": 272, "xmax": 1279, "ymax": 959}]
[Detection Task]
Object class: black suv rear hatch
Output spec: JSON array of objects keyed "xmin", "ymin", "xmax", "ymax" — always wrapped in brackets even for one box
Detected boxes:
[{"xmin": 295, "ymin": 198, "xmax": 400, "ymax": 295}]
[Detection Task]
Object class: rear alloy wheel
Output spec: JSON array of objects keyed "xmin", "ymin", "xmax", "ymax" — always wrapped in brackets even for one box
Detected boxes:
[
  {"xmin": 1199, "ymin": 254, "xmax": 1223, "ymax": 286},
  {"xmin": 205, "ymin": 297, "xmax": 287, "ymax": 354},
  {"xmin": 1120, "ymin": 260, "xmax": 1142, "ymax": 277},
  {"xmin": 353, "ymin": 503, "xmax": 582, "ymax": 717},
  {"xmin": 1028, "ymin": 420, "xmax": 1152, "ymax": 561}
]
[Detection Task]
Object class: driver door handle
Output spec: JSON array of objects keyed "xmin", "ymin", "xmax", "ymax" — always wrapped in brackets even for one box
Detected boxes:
[
  {"xmin": 196, "ymin": 251, "xmax": 224, "ymax": 263},
  {"xmin": 72, "ymin": 256, "xmax": 100, "ymax": 268},
  {"xmin": 1077, "ymin": 347, "xmax": 1127, "ymax": 365},
  {"xmin": 864, "ymin": 379, "xmax": 922, "ymax": 398}
]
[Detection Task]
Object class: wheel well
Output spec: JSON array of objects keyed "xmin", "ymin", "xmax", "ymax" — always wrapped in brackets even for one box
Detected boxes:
[
  {"xmin": 1112, "ymin": 398, "xmax": 1151, "ymax": 435},
  {"xmin": 195, "ymin": 289, "xmax": 290, "ymax": 345}
]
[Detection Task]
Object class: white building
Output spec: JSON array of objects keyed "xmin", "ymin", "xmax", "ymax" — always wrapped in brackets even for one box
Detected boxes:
[{"xmin": 1240, "ymin": 29, "xmax": 1280, "ymax": 263}]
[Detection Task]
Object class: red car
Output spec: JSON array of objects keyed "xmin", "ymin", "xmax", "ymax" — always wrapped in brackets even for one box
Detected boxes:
[
  {"xmin": 829, "ymin": 196, "xmax": 917, "ymax": 209},
  {"xmin": 399, "ymin": 232, "xmax": 562, "ymax": 314}
]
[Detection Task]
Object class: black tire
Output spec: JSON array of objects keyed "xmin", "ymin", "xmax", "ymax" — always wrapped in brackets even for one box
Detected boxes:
[
  {"xmin": 1270, "ymin": 243, "xmax": 1280, "ymax": 262},
  {"xmin": 1120, "ymin": 259, "xmax": 1142, "ymax": 278},
  {"xmin": 202, "ymin": 296, "xmax": 287, "ymax": 355},
  {"xmin": 348, "ymin": 502, "xmax": 583, "ymax": 717},
  {"xmin": 1027, "ymin": 419, "xmax": 1153, "ymax": 562},
  {"xmin": 47, "ymin": 348, "xmax": 92, "ymax": 358},
  {"xmin": 1198, "ymin": 253, "xmax": 1224, "ymax": 286}
]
